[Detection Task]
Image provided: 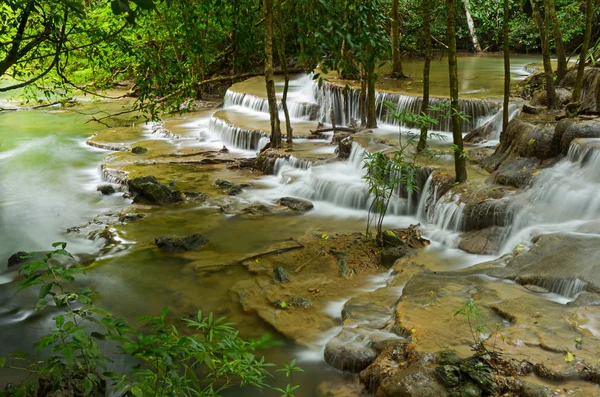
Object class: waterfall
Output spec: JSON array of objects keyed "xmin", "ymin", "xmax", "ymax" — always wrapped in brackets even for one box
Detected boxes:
[
  {"xmin": 223, "ymin": 90, "xmax": 318, "ymax": 120},
  {"xmin": 273, "ymin": 156, "xmax": 313, "ymax": 183},
  {"xmin": 537, "ymin": 278, "xmax": 588, "ymax": 298},
  {"xmin": 208, "ymin": 117, "xmax": 269, "ymax": 151},
  {"xmin": 501, "ymin": 138, "xmax": 600, "ymax": 252}
]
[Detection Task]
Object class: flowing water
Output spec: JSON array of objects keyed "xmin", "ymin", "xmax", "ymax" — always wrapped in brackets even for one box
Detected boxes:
[{"xmin": 2, "ymin": 55, "xmax": 600, "ymax": 395}]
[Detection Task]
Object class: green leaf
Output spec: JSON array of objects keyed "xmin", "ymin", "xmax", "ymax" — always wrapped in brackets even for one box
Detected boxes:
[
  {"xmin": 54, "ymin": 315, "xmax": 65, "ymax": 329},
  {"xmin": 52, "ymin": 242, "xmax": 67, "ymax": 249},
  {"xmin": 90, "ymin": 332, "xmax": 106, "ymax": 340},
  {"xmin": 35, "ymin": 299, "xmax": 49, "ymax": 311},
  {"xmin": 131, "ymin": 386, "xmax": 143, "ymax": 397},
  {"xmin": 63, "ymin": 346, "xmax": 74, "ymax": 364},
  {"xmin": 83, "ymin": 377, "xmax": 93, "ymax": 395},
  {"xmin": 0, "ymin": 357, "xmax": 6, "ymax": 368},
  {"xmin": 39, "ymin": 283, "xmax": 53, "ymax": 299}
]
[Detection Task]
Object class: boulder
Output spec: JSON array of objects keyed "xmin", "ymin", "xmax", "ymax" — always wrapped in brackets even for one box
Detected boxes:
[
  {"xmin": 554, "ymin": 118, "xmax": 600, "ymax": 155},
  {"xmin": 560, "ymin": 66, "xmax": 600, "ymax": 112},
  {"xmin": 225, "ymin": 185, "xmax": 244, "ymax": 196},
  {"xmin": 380, "ymin": 244, "xmax": 417, "ymax": 268},
  {"xmin": 458, "ymin": 226, "xmax": 504, "ymax": 255},
  {"xmin": 378, "ymin": 366, "xmax": 448, "ymax": 397},
  {"xmin": 7, "ymin": 251, "xmax": 29, "ymax": 267},
  {"xmin": 97, "ymin": 184, "xmax": 116, "ymax": 195},
  {"xmin": 155, "ymin": 234, "xmax": 208, "ymax": 253},
  {"xmin": 127, "ymin": 176, "xmax": 183, "ymax": 204},
  {"xmin": 435, "ymin": 365, "xmax": 462, "ymax": 388},
  {"xmin": 277, "ymin": 197, "xmax": 314, "ymax": 211},
  {"xmin": 459, "ymin": 357, "xmax": 496, "ymax": 395},
  {"xmin": 324, "ymin": 331, "xmax": 378, "ymax": 373},
  {"xmin": 530, "ymin": 87, "xmax": 572, "ymax": 107}
]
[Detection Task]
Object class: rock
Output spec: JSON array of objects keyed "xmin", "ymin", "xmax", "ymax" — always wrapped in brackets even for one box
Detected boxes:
[
  {"xmin": 567, "ymin": 291, "xmax": 600, "ymax": 307},
  {"xmin": 127, "ymin": 176, "xmax": 183, "ymax": 204},
  {"xmin": 317, "ymin": 376, "xmax": 369, "ymax": 397},
  {"xmin": 554, "ymin": 118, "xmax": 600, "ymax": 155},
  {"xmin": 273, "ymin": 266, "xmax": 290, "ymax": 283},
  {"xmin": 560, "ymin": 66, "xmax": 600, "ymax": 112},
  {"xmin": 119, "ymin": 213, "xmax": 145, "ymax": 222},
  {"xmin": 324, "ymin": 332, "xmax": 378, "ymax": 373},
  {"xmin": 360, "ymin": 342, "xmax": 408, "ymax": 393},
  {"xmin": 531, "ymin": 87, "xmax": 572, "ymax": 107},
  {"xmin": 155, "ymin": 234, "xmax": 209, "ymax": 253},
  {"xmin": 522, "ymin": 104, "xmax": 544, "ymax": 114},
  {"xmin": 255, "ymin": 149, "xmax": 283, "ymax": 174},
  {"xmin": 520, "ymin": 381, "xmax": 554, "ymax": 397},
  {"xmin": 225, "ymin": 185, "xmax": 244, "ymax": 196},
  {"xmin": 97, "ymin": 184, "xmax": 116, "ymax": 195},
  {"xmin": 287, "ymin": 295, "xmax": 313, "ymax": 308},
  {"xmin": 7, "ymin": 251, "xmax": 29, "ymax": 267},
  {"xmin": 458, "ymin": 226, "xmax": 504, "ymax": 255},
  {"xmin": 219, "ymin": 145, "xmax": 229, "ymax": 153},
  {"xmin": 378, "ymin": 366, "xmax": 448, "ymax": 397},
  {"xmin": 277, "ymin": 197, "xmax": 314, "ymax": 211},
  {"xmin": 459, "ymin": 358, "xmax": 496, "ymax": 395},
  {"xmin": 380, "ymin": 243, "xmax": 417, "ymax": 268},
  {"xmin": 451, "ymin": 381, "xmax": 482, "ymax": 397},
  {"xmin": 522, "ymin": 284, "xmax": 550, "ymax": 294},
  {"xmin": 435, "ymin": 365, "xmax": 462, "ymax": 387},
  {"xmin": 464, "ymin": 120, "xmax": 495, "ymax": 143},
  {"xmin": 131, "ymin": 146, "xmax": 148, "ymax": 155},
  {"xmin": 184, "ymin": 192, "xmax": 208, "ymax": 202},
  {"xmin": 215, "ymin": 179, "xmax": 233, "ymax": 187},
  {"xmin": 436, "ymin": 350, "xmax": 461, "ymax": 365},
  {"xmin": 240, "ymin": 204, "xmax": 272, "ymax": 217}
]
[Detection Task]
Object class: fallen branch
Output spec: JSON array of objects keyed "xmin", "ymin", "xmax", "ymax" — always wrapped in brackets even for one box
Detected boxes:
[
  {"xmin": 0, "ymin": 100, "xmax": 70, "ymax": 112},
  {"xmin": 310, "ymin": 127, "xmax": 358, "ymax": 134}
]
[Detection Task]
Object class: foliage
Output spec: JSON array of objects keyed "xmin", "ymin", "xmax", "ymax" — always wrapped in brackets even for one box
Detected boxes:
[
  {"xmin": 454, "ymin": 301, "xmax": 504, "ymax": 354},
  {"xmin": 0, "ymin": 243, "xmax": 298, "ymax": 397},
  {"xmin": 363, "ymin": 102, "xmax": 443, "ymax": 242}
]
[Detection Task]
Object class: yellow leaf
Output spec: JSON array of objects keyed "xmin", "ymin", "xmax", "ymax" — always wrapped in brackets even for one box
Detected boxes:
[
  {"xmin": 565, "ymin": 351, "xmax": 574, "ymax": 362},
  {"xmin": 532, "ymin": 170, "xmax": 541, "ymax": 176},
  {"xmin": 411, "ymin": 328, "xmax": 417, "ymax": 334},
  {"xmin": 428, "ymin": 291, "xmax": 434, "ymax": 295}
]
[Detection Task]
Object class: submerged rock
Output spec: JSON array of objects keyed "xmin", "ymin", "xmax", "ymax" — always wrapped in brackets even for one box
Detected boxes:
[
  {"xmin": 324, "ymin": 333, "xmax": 378, "ymax": 373},
  {"xmin": 97, "ymin": 184, "xmax": 116, "ymax": 195},
  {"xmin": 215, "ymin": 179, "xmax": 233, "ymax": 187},
  {"xmin": 127, "ymin": 176, "xmax": 183, "ymax": 204},
  {"xmin": 119, "ymin": 213, "xmax": 145, "ymax": 222},
  {"xmin": 378, "ymin": 366, "xmax": 448, "ymax": 397},
  {"xmin": 8, "ymin": 251, "xmax": 29, "ymax": 267},
  {"xmin": 155, "ymin": 234, "xmax": 208, "ymax": 253},
  {"xmin": 277, "ymin": 197, "xmax": 314, "ymax": 211},
  {"xmin": 287, "ymin": 295, "xmax": 313, "ymax": 308},
  {"xmin": 184, "ymin": 191, "xmax": 208, "ymax": 202},
  {"xmin": 225, "ymin": 184, "xmax": 244, "ymax": 196},
  {"xmin": 273, "ymin": 266, "xmax": 290, "ymax": 283}
]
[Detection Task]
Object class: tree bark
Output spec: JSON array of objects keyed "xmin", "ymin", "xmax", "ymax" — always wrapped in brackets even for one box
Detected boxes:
[
  {"xmin": 276, "ymin": 0, "xmax": 293, "ymax": 143},
  {"xmin": 390, "ymin": 0, "xmax": 406, "ymax": 78},
  {"xmin": 263, "ymin": 0, "xmax": 282, "ymax": 147},
  {"xmin": 447, "ymin": 0, "xmax": 468, "ymax": 183},
  {"xmin": 568, "ymin": 0, "xmax": 593, "ymax": 116},
  {"xmin": 501, "ymin": 0, "xmax": 510, "ymax": 143},
  {"xmin": 545, "ymin": 0, "xmax": 567, "ymax": 80},
  {"xmin": 366, "ymin": 63, "xmax": 377, "ymax": 129},
  {"xmin": 360, "ymin": 68, "xmax": 367, "ymax": 127},
  {"xmin": 417, "ymin": 0, "xmax": 432, "ymax": 151},
  {"xmin": 531, "ymin": 0, "xmax": 558, "ymax": 110},
  {"xmin": 463, "ymin": 0, "xmax": 483, "ymax": 53}
]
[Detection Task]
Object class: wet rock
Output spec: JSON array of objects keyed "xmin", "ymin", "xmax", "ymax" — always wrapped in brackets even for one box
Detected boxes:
[
  {"xmin": 522, "ymin": 104, "xmax": 544, "ymax": 114},
  {"xmin": 97, "ymin": 184, "xmax": 116, "ymax": 195},
  {"xmin": 119, "ymin": 213, "xmax": 145, "ymax": 222},
  {"xmin": 435, "ymin": 365, "xmax": 462, "ymax": 387},
  {"xmin": 450, "ymin": 380, "xmax": 482, "ymax": 397},
  {"xmin": 531, "ymin": 87, "xmax": 572, "ymax": 107},
  {"xmin": 336, "ymin": 136, "xmax": 354, "ymax": 159},
  {"xmin": 492, "ymin": 157, "xmax": 541, "ymax": 187},
  {"xmin": 522, "ymin": 284, "xmax": 549, "ymax": 293},
  {"xmin": 155, "ymin": 234, "xmax": 208, "ymax": 253},
  {"xmin": 464, "ymin": 119, "xmax": 495, "ymax": 143},
  {"xmin": 255, "ymin": 149, "xmax": 283, "ymax": 174},
  {"xmin": 458, "ymin": 226, "xmax": 504, "ymax": 255},
  {"xmin": 8, "ymin": 251, "xmax": 29, "ymax": 267},
  {"xmin": 127, "ymin": 176, "xmax": 183, "ymax": 204},
  {"xmin": 459, "ymin": 357, "xmax": 496, "ymax": 395},
  {"xmin": 317, "ymin": 376, "xmax": 369, "ymax": 397},
  {"xmin": 184, "ymin": 191, "xmax": 208, "ymax": 202},
  {"xmin": 131, "ymin": 146, "xmax": 148, "ymax": 155},
  {"xmin": 273, "ymin": 266, "xmax": 290, "ymax": 283},
  {"xmin": 215, "ymin": 179, "xmax": 233, "ymax": 188},
  {"xmin": 324, "ymin": 332, "xmax": 378, "ymax": 373},
  {"xmin": 288, "ymin": 295, "xmax": 313, "ymax": 308},
  {"xmin": 359, "ymin": 342, "xmax": 408, "ymax": 393},
  {"xmin": 554, "ymin": 118, "xmax": 600, "ymax": 155},
  {"xmin": 380, "ymin": 243, "xmax": 417, "ymax": 268},
  {"xmin": 225, "ymin": 184, "xmax": 244, "ymax": 196},
  {"xmin": 560, "ymin": 66, "xmax": 600, "ymax": 112},
  {"xmin": 520, "ymin": 382, "xmax": 554, "ymax": 397},
  {"xmin": 567, "ymin": 291, "xmax": 600, "ymax": 307},
  {"xmin": 240, "ymin": 204, "xmax": 272, "ymax": 217},
  {"xmin": 436, "ymin": 350, "xmax": 461, "ymax": 366},
  {"xmin": 219, "ymin": 145, "xmax": 229, "ymax": 153},
  {"xmin": 277, "ymin": 197, "xmax": 314, "ymax": 211},
  {"xmin": 378, "ymin": 366, "xmax": 448, "ymax": 397}
]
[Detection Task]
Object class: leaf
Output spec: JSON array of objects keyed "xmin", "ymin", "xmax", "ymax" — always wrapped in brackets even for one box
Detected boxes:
[
  {"xmin": 54, "ymin": 315, "xmax": 65, "ymax": 329},
  {"xmin": 39, "ymin": 283, "xmax": 53, "ymax": 299},
  {"xmin": 35, "ymin": 299, "xmax": 49, "ymax": 311},
  {"xmin": 83, "ymin": 377, "xmax": 93, "ymax": 395},
  {"xmin": 52, "ymin": 242, "xmax": 67, "ymax": 249},
  {"xmin": 131, "ymin": 386, "xmax": 143, "ymax": 397},
  {"xmin": 0, "ymin": 357, "xmax": 6, "ymax": 368},
  {"xmin": 565, "ymin": 351, "xmax": 574, "ymax": 362},
  {"xmin": 280, "ymin": 301, "xmax": 287, "ymax": 308},
  {"xmin": 90, "ymin": 332, "xmax": 106, "ymax": 340},
  {"xmin": 63, "ymin": 346, "xmax": 74, "ymax": 364}
]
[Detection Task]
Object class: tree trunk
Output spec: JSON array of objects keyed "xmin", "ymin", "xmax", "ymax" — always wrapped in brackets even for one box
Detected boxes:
[
  {"xmin": 390, "ymin": 0, "xmax": 406, "ymax": 78},
  {"xmin": 501, "ymin": 0, "xmax": 510, "ymax": 143},
  {"xmin": 263, "ymin": 0, "xmax": 282, "ymax": 148},
  {"xmin": 276, "ymin": 0, "xmax": 293, "ymax": 143},
  {"xmin": 531, "ymin": 0, "xmax": 558, "ymax": 110},
  {"xmin": 545, "ymin": 0, "xmax": 567, "ymax": 80},
  {"xmin": 417, "ymin": 0, "xmax": 431, "ymax": 152},
  {"xmin": 360, "ymin": 69, "xmax": 367, "ymax": 127},
  {"xmin": 366, "ymin": 63, "xmax": 377, "ymax": 129},
  {"xmin": 463, "ymin": 0, "xmax": 483, "ymax": 53},
  {"xmin": 568, "ymin": 0, "xmax": 593, "ymax": 116},
  {"xmin": 447, "ymin": 0, "xmax": 468, "ymax": 183}
]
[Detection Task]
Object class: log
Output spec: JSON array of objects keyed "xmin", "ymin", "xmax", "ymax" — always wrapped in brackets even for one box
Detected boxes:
[{"xmin": 310, "ymin": 127, "xmax": 358, "ymax": 134}]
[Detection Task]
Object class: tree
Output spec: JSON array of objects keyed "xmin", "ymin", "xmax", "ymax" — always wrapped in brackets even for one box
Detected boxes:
[
  {"xmin": 390, "ymin": 0, "xmax": 406, "ymax": 78},
  {"xmin": 417, "ymin": 0, "xmax": 432, "ymax": 152},
  {"xmin": 462, "ymin": 0, "xmax": 483, "ymax": 52},
  {"xmin": 276, "ymin": 0, "xmax": 293, "ymax": 143},
  {"xmin": 567, "ymin": 0, "xmax": 594, "ymax": 117},
  {"xmin": 531, "ymin": 0, "xmax": 558, "ymax": 110},
  {"xmin": 545, "ymin": 0, "xmax": 567, "ymax": 80},
  {"xmin": 447, "ymin": 0, "xmax": 468, "ymax": 182},
  {"xmin": 263, "ymin": 0, "xmax": 282, "ymax": 148},
  {"xmin": 501, "ymin": 0, "xmax": 510, "ymax": 142}
]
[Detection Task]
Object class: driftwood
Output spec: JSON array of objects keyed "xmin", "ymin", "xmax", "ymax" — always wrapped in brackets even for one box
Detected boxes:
[
  {"xmin": 398, "ymin": 224, "xmax": 431, "ymax": 248},
  {"xmin": 310, "ymin": 127, "xmax": 358, "ymax": 134}
]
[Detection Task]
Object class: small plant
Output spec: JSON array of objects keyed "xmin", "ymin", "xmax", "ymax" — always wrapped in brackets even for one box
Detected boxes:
[
  {"xmin": 454, "ymin": 300, "xmax": 504, "ymax": 355},
  {"xmin": 1, "ymin": 243, "xmax": 300, "ymax": 396},
  {"xmin": 273, "ymin": 359, "xmax": 304, "ymax": 397}
]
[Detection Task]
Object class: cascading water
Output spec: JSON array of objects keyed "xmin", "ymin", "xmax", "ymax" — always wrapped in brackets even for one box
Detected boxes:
[
  {"xmin": 207, "ymin": 117, "xmax": 269, "ymax": 151},
  {"xmin": 501, "ymin": 138, "xmax": 600, "ymax": 252}
]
